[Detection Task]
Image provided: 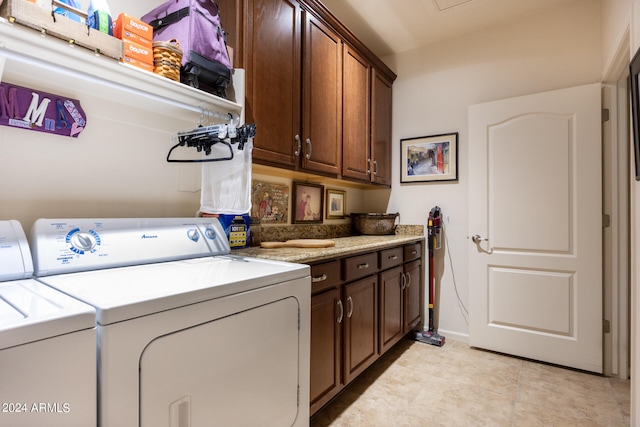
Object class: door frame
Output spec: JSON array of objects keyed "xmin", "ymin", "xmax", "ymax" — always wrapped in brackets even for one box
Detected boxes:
[{"xmin": 601, "ymin": 27, "xmax": 631, "ymax": 380}]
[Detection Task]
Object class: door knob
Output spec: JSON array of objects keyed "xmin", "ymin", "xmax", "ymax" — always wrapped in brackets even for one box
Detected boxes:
[
  {"xmin": 471, "ymin": 235, "xmax": 487, "ymax": 244},
  {"xmin": 471, "ymin": 235, "xmax": 492, "ymax": 254}
]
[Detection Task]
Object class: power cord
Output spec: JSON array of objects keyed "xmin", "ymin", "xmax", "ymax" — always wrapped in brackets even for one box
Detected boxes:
[{"xmin": 442, "ymin": 220, "xmax": 469, "ymax": 325}]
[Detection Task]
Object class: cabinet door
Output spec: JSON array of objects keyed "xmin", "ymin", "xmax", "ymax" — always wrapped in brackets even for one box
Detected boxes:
[
  {"xmin": 246, "ymin": 0, "xmax": 302, "ymax": 168},
  {"xmin": 370, "ymin": 69, "xmax": 393, "ymax": 186},
  {"xmin": 379, "ymin": 266, "xmax": 404, "ymax": 355},
  {"xmin": 301, "ymin": 13, "xmax": 342, "ymax": 176},
  {"xmin": 310, "ymin": 287, "xmax": 342, "ymax": 414},
  {"xmin": 341, "ymin": 45, "xmax": 371, "ymax": 182},
  {"xmin": 404, "ymin": 259, "xmax": 422, "ymax": 332},
  {"xmin": 343, "ymin": 275, "xmax": 378, "ymax": 384}
]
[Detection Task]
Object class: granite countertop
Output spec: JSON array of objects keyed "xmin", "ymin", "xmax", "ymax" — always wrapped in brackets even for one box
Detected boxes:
[{"xmin": 234, "ymin": 234, "xmax": 425, "ymax": 264}]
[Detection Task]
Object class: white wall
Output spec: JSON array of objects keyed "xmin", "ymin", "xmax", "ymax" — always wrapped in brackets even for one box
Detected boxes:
[
  {"xmin": 0, "ymin": 0, "xmax": 206, "ymax": 232},
  {"xmin": 378, "ymin": 0, "xmax": 603, "ymax": 339}
]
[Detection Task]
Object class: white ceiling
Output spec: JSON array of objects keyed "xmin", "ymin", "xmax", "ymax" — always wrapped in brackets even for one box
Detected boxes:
[{"xmin": 321, "ymin": 0, "xmax": 575, "ymax": 58}]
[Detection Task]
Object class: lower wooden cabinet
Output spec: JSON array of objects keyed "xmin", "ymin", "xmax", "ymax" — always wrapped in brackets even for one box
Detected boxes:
[
  {"xmin": 309, "ymin": 240, "xmax": 424, "ymax": 416},
  {"xmin": 404, "ymin": 259, "xmax": 422, "ymax": 332},
  {"xmin": 379, "ymin": 265, "xmax": 404, "ymax": 354},
  {"xmin": 343, "ymin": 275, "xmax": 379, "ymax": 384},
  {"xmin": 310, "ymin": 287, "xmax": 341, "ymax": 413}
]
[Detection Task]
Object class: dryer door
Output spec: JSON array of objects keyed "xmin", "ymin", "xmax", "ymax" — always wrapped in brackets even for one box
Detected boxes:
[{"xmin": 139, "ymin": 296, "xmax": 301, "ymax": 427}]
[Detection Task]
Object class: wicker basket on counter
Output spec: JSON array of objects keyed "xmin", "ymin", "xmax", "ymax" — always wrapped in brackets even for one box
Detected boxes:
[
  {"xmin": 152, "ymin": 39, "xmax": 182, "ymax": 82},
  {"xmin": 351, "ymin": 213, "xmax": 400, "ymax": 235}
]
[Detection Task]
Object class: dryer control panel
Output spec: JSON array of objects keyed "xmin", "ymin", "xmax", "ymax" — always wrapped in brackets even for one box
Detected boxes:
[{"xmin": 30, "ymin": 217, "xmax": 230, "ymax": 276}]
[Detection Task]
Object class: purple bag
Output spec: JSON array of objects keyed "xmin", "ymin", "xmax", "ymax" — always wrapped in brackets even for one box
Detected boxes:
[{"xmin": 142, "ymin": 0, "xmax": 232, "ymax": 97}]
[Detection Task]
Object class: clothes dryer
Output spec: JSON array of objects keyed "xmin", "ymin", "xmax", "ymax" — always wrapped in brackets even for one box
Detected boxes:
[{"xmin": 31, "ymin": 217, "xmax": 310, "ymax": 427}]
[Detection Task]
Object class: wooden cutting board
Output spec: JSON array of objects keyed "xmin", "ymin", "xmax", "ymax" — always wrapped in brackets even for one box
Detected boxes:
[{"xmin": 260, "ymin": 239, "xmax": 335, "ymax": 249}]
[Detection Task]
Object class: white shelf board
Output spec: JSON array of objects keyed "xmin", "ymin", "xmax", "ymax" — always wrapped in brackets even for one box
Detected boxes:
[{"xmin": 0, "ymin": 17, "xmax": 242, "ymax": 121}]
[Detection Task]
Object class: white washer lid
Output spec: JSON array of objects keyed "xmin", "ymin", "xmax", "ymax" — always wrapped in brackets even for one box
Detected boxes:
[
  {"xmin": 37, "ymin": 255, "xmax": 309, "ymax": 325},
  {"xmin": 0, "ymin": 278, "xmax": 95, "ymax": 350},
  {"xmin": 0, "ymin": 220, "xmax": 33, "ymax": 281}
]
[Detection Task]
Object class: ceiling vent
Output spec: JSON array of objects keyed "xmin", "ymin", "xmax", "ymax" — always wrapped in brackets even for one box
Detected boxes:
[{"xmin": 434, "ymin": 0, "xmax": 473, "ymax": 11}]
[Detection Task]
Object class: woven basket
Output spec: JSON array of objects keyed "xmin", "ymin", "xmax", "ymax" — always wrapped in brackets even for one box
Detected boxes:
[{"xmin": 152, "ymin": 39, "xmax": 182, "ymax": 81}]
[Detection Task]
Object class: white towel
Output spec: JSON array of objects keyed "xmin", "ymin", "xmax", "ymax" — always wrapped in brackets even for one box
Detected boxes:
[{"xmin": 199, "ymin": 139, "xmax": 252, "ymax": 215}]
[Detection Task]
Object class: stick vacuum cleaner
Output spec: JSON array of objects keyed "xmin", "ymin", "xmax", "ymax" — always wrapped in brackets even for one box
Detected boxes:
[{"xmin": 415, "ymin": 206, "xmax": 445, "ymax": 347}]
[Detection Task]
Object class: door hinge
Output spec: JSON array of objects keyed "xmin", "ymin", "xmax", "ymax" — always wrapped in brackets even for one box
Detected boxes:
[
  {"xmin": 603, "ymin": 214, "xmax": 611, "ymax": 228},
  {"xmin": 603, "ymin": 319, "xmax": 611, "ymax": 333},
  {"xmin": 602, "ymin": 108, "xmax": 610, "ymax": 122}
]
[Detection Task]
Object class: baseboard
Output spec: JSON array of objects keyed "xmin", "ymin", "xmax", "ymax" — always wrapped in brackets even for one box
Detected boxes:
[{"xmin": 428, "ymin": 328, "xmax": 469, "ymax": 344}]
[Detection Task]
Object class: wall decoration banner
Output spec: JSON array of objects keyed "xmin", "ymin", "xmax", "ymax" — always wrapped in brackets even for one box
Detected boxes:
[{"xmin": 0, "ymin": 82, "xmax": 86, "ymax": 137}]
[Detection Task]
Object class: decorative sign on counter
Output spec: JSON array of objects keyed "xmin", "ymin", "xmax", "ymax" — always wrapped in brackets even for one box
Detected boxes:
[{"xmin": 0, "ymin": 82, "xmax": 86, "ymax": 138}]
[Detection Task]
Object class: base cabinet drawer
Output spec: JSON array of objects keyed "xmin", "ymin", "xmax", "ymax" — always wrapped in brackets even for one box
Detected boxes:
[
  {"xmin": 343, "ymin": 252, "xmax": 378, "ymax": 282},
  {"xmin": 310, "ymin": 260, "xmax": 341, "ymax": 294},
  {"xmin": 379, "ymin": 246, "xmax": 403, "ymax": 270},
  {"xmin": 404, "ymin": 242, "xmax": 422, "ymax": 262}
]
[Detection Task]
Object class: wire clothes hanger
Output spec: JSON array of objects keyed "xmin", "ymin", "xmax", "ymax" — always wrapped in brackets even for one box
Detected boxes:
[{"xmin": 166, "ymin": 108, "xmax": 256, "ymax": 163}]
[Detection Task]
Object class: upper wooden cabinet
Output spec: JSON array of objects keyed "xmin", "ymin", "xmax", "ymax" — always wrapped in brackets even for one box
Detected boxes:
[
  {"xmin": 221, "ymin": 0, "xmax": 396, "ymax": 185},
  {"xmin": 301, "ymin": 13, "xmax": 342, "ymax": 176},
  {"xmin": 342, "ymin": 50, "xmax": 394, "ymax": 186},
  {"xmin": 242, "ymin": 0, "xmax": 302, "ymax": 168},
  {"xmin": 371, "ymin": 70, "xmax": 393, "ymax": 186},
  {"xmin": 341, "ymin": 45, "xmax": 371, "ymax": 182}
]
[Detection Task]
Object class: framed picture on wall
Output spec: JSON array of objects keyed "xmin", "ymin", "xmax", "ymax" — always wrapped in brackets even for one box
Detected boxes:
[
  {"xmin": 326, "ymin": 189, "xmax": 346, "ymax": 219},
  {"xmin": 293, "ymin": 182, "xmax": 324, "ymax": 224},
  {"xmin": 250, "ymin": 180, "xmax": 289, "ymax": 224},
  {"xmin": 400, "ymin": 133, "xmax": 458, "ymax": 183},
  {"xmin": 630, "ymin": 46, "xmax": 640, "ymax": 181}
]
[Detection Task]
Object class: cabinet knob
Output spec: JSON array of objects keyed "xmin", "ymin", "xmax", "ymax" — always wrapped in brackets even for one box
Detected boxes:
[
  {"xmin": 388, "ymin": 254, "xmax": 398, "ymax": 260},
  {"xmin": 405, "ymin": 272, "xmax": 411, "ymax": 288},
  {"xmin": 357, "ymin": 262, "xmax": 369, "ymax": 270},
  {"xmin": 373, "ymin": 160, "xmax": 378, "ymax": 176},
  {"xmin": 367, "ymin": 158, "xmax": 371, "ymax": 174},
  {"xmin": 401, "ymin": 273, "xmax": 406, "ymax": 290},
  {"xmin": 294, "ymin": 135, "xmax": 301, "ymax": 156},
  {"xmin": 311, "ymin": 273, "xmax": 327, "ymax": 283},
  {"xmin": 337, "ymin": 299, "xmax": 344, "ymax": 324},
  {"xmin": 305, "ymin": 138, "xmax": 312, "ymax": 160},
  {"xmin": 346, "ymin": 295, "xmax": 353, "ymax": 318}
]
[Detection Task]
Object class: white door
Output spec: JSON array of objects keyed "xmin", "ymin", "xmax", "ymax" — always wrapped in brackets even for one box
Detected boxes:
[{"xmin": 468, "ymin": 83, "xmax": 602, "ymax": 373}]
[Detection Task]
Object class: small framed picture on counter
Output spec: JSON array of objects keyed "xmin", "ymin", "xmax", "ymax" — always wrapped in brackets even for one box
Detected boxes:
[
  {"xmin": 326, "ymin": 189, "xmax": 346, "ymax": 219},
  {"xmin": 293, "ymin": 182, "xmax": 324, "ymax": 224}
]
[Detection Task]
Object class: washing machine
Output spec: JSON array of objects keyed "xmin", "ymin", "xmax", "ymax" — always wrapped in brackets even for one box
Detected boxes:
[
  {"xmin": 0, "ymin": 220, "xmax": 96, "ymax": 427},
  {"xmin": 30, "ymin": 217, "xmax": 311, "ymax": 427}
]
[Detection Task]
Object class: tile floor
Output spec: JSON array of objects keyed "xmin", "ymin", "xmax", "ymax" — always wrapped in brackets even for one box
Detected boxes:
[{"xmin": 310, "ymin": 338, "xmax": 630, "ymax": 427}]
